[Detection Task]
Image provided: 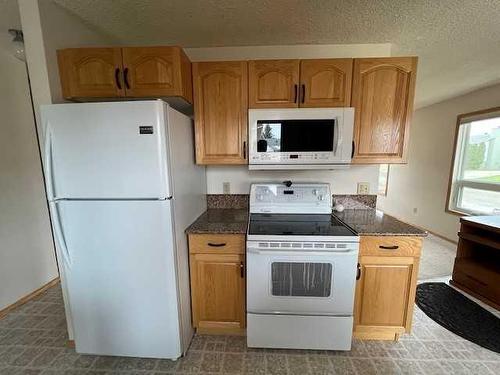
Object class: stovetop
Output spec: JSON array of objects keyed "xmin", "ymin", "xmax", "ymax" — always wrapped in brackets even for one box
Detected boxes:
[{"xmin": 248, "ymin": 213, "xmax": 357, "ymax": 237}]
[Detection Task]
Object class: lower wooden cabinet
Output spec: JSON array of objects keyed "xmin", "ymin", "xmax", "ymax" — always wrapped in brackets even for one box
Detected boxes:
[
  {"xmin": 188, "ymin": 234, "xmax": 246, "ymax": 335},
  {"xmin": 354, "ymin": 236, "xmax": 422, "ymax": 340}
]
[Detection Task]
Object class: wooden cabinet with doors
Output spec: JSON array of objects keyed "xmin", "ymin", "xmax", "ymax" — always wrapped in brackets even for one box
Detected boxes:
[
  {"xmin": 248, "ymin": 58, "xmax": 352, "ymax": 108},
  {"xmin": 299, "ymin": 59, "xmax": 353, "ymax": 107},
  {"xmin": 351, "ymin": 57, "xmax": 418, "ymax": 164},
  {"xmin": 249, "ymin": 60, "xmax": 300, "ymax": 108},
  {"xmin": 57, "ymin": 48, "xmax": 125, "ymax": 98},
  {"xmin": 192, "ymin": 61, "xmax": 248, "ymax": 164},
  {"xmin": 354, "ymin": 236, "xmax": 422, "ymax": 341},
  {"xmin": 188, "ymin": 233, "xmax": 246, "ymax": 335},
  {"xmin": 57, "ymin": 46, "xmax": 192, "ymax": 103}
]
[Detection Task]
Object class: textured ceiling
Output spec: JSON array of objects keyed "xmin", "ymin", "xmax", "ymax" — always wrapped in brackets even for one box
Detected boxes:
[{"xmin": 48, "ymin": 0, "xmax": 500, "ymax": 107}]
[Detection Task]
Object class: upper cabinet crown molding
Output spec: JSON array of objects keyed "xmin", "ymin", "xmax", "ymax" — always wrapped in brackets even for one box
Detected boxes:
[
  {"xmin": 351, "ymin": 57, "xmax": 418, "ymax": 164},
  {"xmin": 192, "ymin": 61, "xmax": 248, "ymax": 165},
  {"xmin": 57, "ymin": 46, "xmax": 192, "ymax": 104}
]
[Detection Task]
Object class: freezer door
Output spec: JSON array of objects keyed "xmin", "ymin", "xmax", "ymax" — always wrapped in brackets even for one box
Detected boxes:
[
  {"xmin": 50, "ymin": 199, "xmax": 182, "ymax": 358},
  {"xmin": 42, "ymin": 101, "xmax": 170, "ymax": 199}
]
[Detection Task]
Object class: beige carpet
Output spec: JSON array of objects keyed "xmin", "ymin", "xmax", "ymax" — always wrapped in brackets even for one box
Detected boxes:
[{"xmin": 418, "ymin": 234, "xmax": 457, "ymax": 280}]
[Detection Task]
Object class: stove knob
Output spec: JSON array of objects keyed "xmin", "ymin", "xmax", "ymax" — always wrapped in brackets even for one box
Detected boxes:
[
  {"xmin": 257, "ymin": 194, "xmax": 264, "ymax": 201},
  {"xmin": 312, "ymin": 189, "xmax": 318, "ymax": 195},
  {"xmin": 318, "ymin": 195, "xmax": 325, "ymax": 201}
]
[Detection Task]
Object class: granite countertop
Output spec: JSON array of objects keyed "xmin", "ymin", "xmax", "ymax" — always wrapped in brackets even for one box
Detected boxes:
[
  {"xmin": 333, "ymin": 209, "xmax": 428, "ymax": 237},
  {"xmin": 186, "ymin": 209, "xmax": 249, "ymax": 234}
]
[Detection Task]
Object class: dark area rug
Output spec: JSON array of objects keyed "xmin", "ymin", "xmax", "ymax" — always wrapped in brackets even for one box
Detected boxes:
[{"xmin": 416, "ymin": 282, "xmax": 500, "ymax": 353}]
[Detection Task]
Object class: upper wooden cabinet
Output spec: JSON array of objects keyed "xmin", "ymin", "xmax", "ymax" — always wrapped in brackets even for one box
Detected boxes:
[
  {"xmin": 57, "ymin": 48, "xmax": 125, "ymax": 98},
  {"xmin": 300, "ymin": 59, "xmax": 353, "ymax": 107},
  {"xmin": 57, "ymin": 46, "xmax": 192, "ymax": 103},
  {"xmin": 249, "ymin": 60, "xmax": 300, "ymax": 108},
  {"xmin": 351, "ymin": 57, "xmax": 418, "ymax": 164},
  {"xmin": 248, "ymin": 59, "xmax": 352, "ymax": 108},
  {"xmin": 121, "ymin": 47, "xmax": 192, "ymax": 102},
  {"xmin": 193, "ymin": 61, "xmax": 248, "ymax": 165}
]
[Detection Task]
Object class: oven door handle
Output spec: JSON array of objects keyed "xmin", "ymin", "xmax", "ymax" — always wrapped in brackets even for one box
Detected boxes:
[{"xmin": 247, "ymin": 248, "xmax": 357, "ymax": 255}]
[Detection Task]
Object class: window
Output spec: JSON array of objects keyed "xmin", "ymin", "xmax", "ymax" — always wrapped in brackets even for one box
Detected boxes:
[
  {"xmin": 378, "ymin": 164, "xmax": 390, "ymax": 196},
  {"xmin": 271, "ymin": 262, "xmax": 332, "ymax": 297},
  {"xmin": 448, "ymin": 108, "xmax": 500, "ymax": 215}
]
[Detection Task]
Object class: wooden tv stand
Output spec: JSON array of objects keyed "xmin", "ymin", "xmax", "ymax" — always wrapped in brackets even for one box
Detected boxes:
[{"xmin": 450, "ymin": 216, "xmax": 500, "ymax": 310}]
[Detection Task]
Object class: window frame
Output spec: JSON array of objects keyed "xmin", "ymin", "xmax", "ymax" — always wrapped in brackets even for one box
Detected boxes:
[{"xmin": 446, "ymin": 106, "xmax": 500, "ymax": 216}]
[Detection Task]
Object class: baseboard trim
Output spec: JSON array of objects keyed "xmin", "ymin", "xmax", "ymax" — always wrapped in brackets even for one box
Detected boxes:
[{"xmin": 0, "ymin": 277, "xmax": 60, "ymax": 319}]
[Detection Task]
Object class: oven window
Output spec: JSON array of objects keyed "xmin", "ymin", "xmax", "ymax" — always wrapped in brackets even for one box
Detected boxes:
[
  {"xmin": 256, "ymin": 120, "xmax": 335, "ymax": 152},
  {"xmin": 271, "ymin": 262, "xmax": 332, "ymax": 297}
]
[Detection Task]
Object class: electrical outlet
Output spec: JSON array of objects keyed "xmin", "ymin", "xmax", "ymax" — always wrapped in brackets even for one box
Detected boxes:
[
  {"xmin": 222, "ymin": 182, "xmax": 231, "ymax": 194},
  {"xmin": 413, "ymin": 207, "xmax": 418, "ymax": 214},
  {"xmin": 357, "ymin": 182, "xmax": 370, "ymax": 194}
]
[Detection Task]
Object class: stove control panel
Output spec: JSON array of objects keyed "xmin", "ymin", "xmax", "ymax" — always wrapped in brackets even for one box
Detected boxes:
[{"xmin": 250, "ymin": 183, "xmax": 332, "ymax": 214}]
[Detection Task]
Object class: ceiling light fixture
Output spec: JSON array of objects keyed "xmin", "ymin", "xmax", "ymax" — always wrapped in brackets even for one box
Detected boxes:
[{"xmin": 8, "ymin": 29, "xmax": 26, "ymax": 62}]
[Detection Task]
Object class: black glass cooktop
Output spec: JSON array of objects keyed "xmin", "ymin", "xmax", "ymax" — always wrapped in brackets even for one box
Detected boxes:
[{"xmin": 248, "ymin": 213, "xmax": 357, "ymax": 237}]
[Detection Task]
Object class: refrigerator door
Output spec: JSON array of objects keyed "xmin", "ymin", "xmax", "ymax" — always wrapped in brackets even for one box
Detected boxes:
[
  {"xmin": 50, "ymin": 199, "xmax": 182, "ymax": 358},
  {"xmin": 42, "ymin": 101, "xmax": 170, "ymax": 200}
]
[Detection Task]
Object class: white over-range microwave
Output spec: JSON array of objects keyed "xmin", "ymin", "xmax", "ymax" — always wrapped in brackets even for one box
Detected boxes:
[{"xmin": 248, "ymin": 108, "xmax": 355, "ymax": 170}]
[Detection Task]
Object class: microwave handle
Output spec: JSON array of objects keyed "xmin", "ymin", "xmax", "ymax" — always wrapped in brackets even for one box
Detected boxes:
[{"xmin": 333, "ymin": 122, "xmax": 340, "ymax": 156}]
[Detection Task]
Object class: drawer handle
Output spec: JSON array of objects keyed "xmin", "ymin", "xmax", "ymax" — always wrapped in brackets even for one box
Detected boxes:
[
  {"xmin": 379, "ymin": 245, "xmax": 399, "ymax": 250},
  {"xmin": 208, "ymin": 242, "xmax": 226, "ymax": 247}
]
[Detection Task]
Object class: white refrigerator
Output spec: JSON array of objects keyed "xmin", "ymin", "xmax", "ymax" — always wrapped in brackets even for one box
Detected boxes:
[{"xmin": 41, "ymin": 100, "xmax": 207, "ymax": 359}]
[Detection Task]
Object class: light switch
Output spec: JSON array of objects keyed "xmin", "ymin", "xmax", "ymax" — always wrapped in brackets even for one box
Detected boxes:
[{"xmin": 357, "ymin": 182, "xmax": 370, "ymax": 194}]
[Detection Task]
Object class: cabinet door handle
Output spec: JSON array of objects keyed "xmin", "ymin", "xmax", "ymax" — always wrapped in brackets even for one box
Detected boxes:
[
  {"xmin": 243, "ymin": 141, "xmax": 247, "ymax": 159},
  {"xmin": 123, "ymin": 67, "xmax": 130, "ymax": 89},
  {"xmin": 356, "ymin": 263, "xmax": 361, "ymax": 280},
  {"xmin": 379, "ymin": 245, "xmax": 399, "ymax": 250},
  {"xmin": 301, "ymin": 84, "xmax": 305, "ymax": 103},
  {"xmin": 351, "ymin": 141, "xmax": 355, "ymax": 159},
  {"xmin": 293, "ymin": 84, "xmax": 298, "ymax": 103},
  {"xmin": 114, "ymin": 68, "xmax": 122, "ymax": 90},
  {"xmin": 240, "ymin": 262, "xmax": 244, "ymax": 278},
  {"xmin": 208, "ymin": 242, "xmax": 226, "ymax": 247}
]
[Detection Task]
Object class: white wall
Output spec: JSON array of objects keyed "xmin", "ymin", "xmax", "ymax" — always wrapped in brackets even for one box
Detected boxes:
[
  {"xmin": 379, "ymin": 83, "xmax": 500, "ymax": 241},
  {"xmin": 19, "ymin": 0, "xmax": 117, "ymax": 129},
  {"xmin": 185, "ymin": 43, "xmax": 392, "ymax": 61},
  {"xmin": 207, "ymin": 166, "xmax": 380, "ymax": 194},
  {"xmin": 0, "ymin": 2, "xmax": 58, "ymax": 310},
  {"xmin": 189, "ymin": 43, "xmax": 391, "ymax": 194}
]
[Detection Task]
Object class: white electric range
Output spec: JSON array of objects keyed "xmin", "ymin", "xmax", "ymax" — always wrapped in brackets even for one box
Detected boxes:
[{"xmin": 246, "ymin": 182, "xmax": 359, "ymax": 350}]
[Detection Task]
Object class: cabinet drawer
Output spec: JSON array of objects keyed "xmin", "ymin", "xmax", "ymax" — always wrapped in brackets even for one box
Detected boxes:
[
  {"xmin": 360, "ymin": 236, "xmax": 422, "ymax": 257},
  {"xmin": 189, "ymin": 234, "xmax": 245, "ymax": 254}
]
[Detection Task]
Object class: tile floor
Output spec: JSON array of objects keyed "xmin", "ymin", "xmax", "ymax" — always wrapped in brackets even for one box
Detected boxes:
[
  {"xmin": 1, "ymin": 284, "xmax": 500, "ymax": 374},
  {"xmin": 418, "ymin": 234, "xmax": 457, "ymax": 281}
]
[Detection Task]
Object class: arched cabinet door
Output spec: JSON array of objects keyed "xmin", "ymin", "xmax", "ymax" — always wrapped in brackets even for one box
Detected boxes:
[
  {"xmin": 121, "ymin": 47, "xmax": 192, "ymax": 103},
  {"xmin": 351, "ymin": 57, "xmax": 418, "ymax": 164},
  {"xmin": 58, "ymin": 48, "xmax": 124, "ymax": 98},
  {"xmin": 249, "ymin": 60, "xmax": 300, "ymax": 108},
  {"xmin": 193, "ymin": 61, "xmax": 248, "ymax": 164},
  {"xmin": 300, "ymin": 59, "xmax": 353, "ymax": 107}
]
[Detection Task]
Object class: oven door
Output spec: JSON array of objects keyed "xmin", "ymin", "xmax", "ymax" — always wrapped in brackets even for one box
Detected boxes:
[{"xmin": 247, "ymin": 243, "xmax": 358, "ymax": 316}]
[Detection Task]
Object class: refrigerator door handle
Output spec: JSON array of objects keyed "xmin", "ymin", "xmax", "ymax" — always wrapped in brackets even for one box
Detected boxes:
[
  {"xmin": 43, "ymin": 129, "xmax": 55, "ymax": 200},
  {"xmin": 51, "ymin": 202, "xmax": 72, "ymax": 268}
]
